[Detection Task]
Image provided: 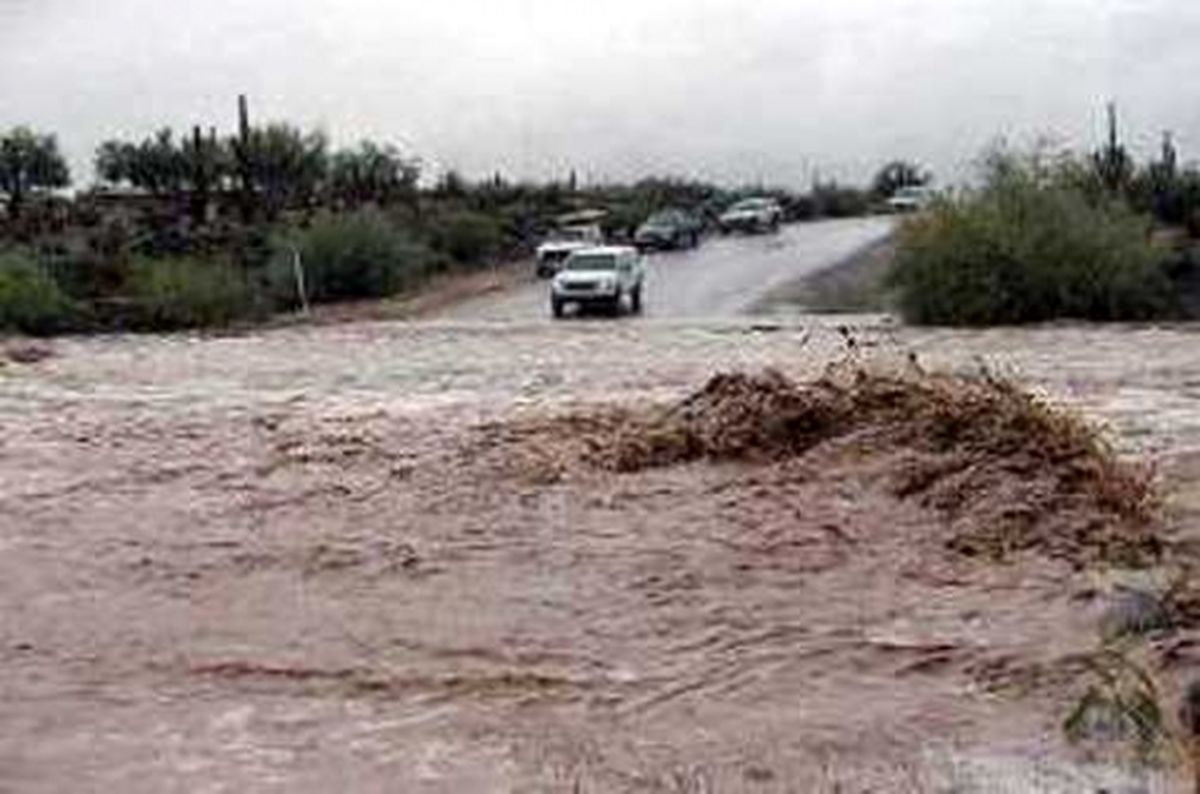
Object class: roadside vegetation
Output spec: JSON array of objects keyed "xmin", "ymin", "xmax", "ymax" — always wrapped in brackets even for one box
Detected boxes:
[
  {"xmin": 280, "ymin": 210, "xmax": 436, "ymax": 305},
  {"xmin": 0, "ymin": 249, "xmax": 77, "ymax": 335},
  {"xmin": 0, "ymin": 105, "xmax": 892, "ymax": 336},
  {"xmin": 890, "ymin": 110, "xmax": 1200, "ymax": 325}
]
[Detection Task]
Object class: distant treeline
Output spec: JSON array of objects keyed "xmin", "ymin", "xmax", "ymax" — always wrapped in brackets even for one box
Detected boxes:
[{"xmin": 0, "ymin": 108, "xmax": 932, "ymax": 335}]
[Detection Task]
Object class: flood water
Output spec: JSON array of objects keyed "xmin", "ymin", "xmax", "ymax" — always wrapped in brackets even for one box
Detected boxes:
[{"xmin": 3, "ymin": 315, "xmax": 1199, "ymax": 792}]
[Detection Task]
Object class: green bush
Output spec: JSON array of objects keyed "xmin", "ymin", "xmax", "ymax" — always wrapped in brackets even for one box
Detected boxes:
[
  {"xmin": 889, "ymin": 153, "xmax": 1175, "ymax": 325},
  {"xmin": 812, "ymin": 183, "xmax": 872, "ymax": 218},
  {"xmin": 285, "ymin": 210, "xmax": 434, "ymax": 303},
  {"xmin": 425, "ymin": 209, "xmax": 505, "ymax": 266},
  {"xmin": 0, "ymin": 250, "xmax": 78, "ymax": 335},
  {"xmin": 125, "ymin": 257, "xmax": 256, "ymax": 331}
]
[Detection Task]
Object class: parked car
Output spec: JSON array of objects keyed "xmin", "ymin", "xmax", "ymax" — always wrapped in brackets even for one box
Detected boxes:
[
  {"xmin": 717, "ymin": 197, "xmax": 783, "ymax": 234},
  {"xmin": 634, "ymin": 208, "xmax": 703, "ymax": 251},
  {"xmin": 886, "ymin": 185, "xmax": 934, "ymax": 213},
  {"xmin": 550, "ymin": 246, "xmax": 645, "ymax": 318},
  {"xmin": 535, "ymin": 224, "xmax": 605, "ymax": 277}
]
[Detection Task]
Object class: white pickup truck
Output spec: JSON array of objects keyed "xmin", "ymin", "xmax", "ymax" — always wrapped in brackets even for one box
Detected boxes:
[
  {"xmin": 886, "ymin": 186, "xmax": 934, "ymax": 213},
  {"xmin": 535, "ymin": 224, "xmax": 605, "ymax": 278},
  {"xmin": 550, "ymin": 246, "xmax": 645, "ymax": 318}
]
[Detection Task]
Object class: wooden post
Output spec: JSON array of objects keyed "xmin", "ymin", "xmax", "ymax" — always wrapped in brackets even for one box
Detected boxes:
[{"xmin": 289, "ymin": 244, "xmax": 310, "ymax": 316}]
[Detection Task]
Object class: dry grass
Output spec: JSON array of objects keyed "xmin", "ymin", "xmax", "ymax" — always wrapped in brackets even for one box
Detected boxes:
[{"xmin": 1062, "ymin": 642, "xmax": 1196, "ymax": 777}]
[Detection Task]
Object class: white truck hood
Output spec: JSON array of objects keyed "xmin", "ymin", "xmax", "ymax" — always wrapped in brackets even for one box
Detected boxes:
[{"xmin": 537, "ymin": 240, "xmax": 590, "ymax": 256}]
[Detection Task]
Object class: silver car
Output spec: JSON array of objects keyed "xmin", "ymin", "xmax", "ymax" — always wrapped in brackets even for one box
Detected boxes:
[{"xmin": 718, "ymin": 197, "xmax": 783, "ymax": 234}]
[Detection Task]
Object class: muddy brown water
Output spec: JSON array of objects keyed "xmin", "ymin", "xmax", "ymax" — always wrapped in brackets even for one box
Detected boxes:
[{"xmin": 3, "ymin": 318, "xmax": 1200, "ymax": 792}]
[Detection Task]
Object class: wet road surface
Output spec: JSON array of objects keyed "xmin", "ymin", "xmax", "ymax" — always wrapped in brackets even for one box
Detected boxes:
[{"xmin": 443, "ymin": 217, "xmax": 895, "ymax": 321}]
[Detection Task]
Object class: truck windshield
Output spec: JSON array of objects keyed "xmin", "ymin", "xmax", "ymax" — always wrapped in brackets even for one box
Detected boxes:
[{"xmin": 565, "ymin": 254, "xmax": 618, "ymax": 271}]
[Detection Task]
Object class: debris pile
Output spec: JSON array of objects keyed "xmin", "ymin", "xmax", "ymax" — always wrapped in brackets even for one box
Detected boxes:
[{"xmin": 581, "ymin": 366, "xmax": 1161, "ymax": 565}]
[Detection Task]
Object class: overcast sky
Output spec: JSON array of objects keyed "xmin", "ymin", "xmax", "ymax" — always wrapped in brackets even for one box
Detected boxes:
[{"xmin": 3, "ymin": 0, "xmax": 1200, "ymax": 188}]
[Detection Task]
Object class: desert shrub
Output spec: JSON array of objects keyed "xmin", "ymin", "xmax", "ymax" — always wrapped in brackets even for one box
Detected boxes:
[
  {"xmin": 600, "ymin": 202, "xmax": 649, "ymax": 241},
  {"xmin": 889, "ymin": 151, "xmax": 1175, "ymax": 325},
  {"xmin": 284, "ymin": 209, "xmax": 434, "ymax": 303},
  {"xmin": 124, "ymin": 257, "xmax": 256, "ymax": 330},
  {"xmin": 812, "ymin": 183, "xmax": 872, "ymax": 218},
  {"xmin": 0, "ymin": 249, "xmax": 79, "ymax": 335},
  {"xmin": 783, "ymin": 194, "xmax": 819, "ymax": 222},
  {"xmin": 35, "ymin": 218, "xmax": 138, "ymax": 305},
  {"xmin": 425, "ymin": 208, "xmax": 505, "ymax": 267}
]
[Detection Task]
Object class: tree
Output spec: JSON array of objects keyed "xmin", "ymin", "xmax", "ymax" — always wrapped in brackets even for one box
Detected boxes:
[
  {"xmin": 871, "ymin": 160, "xmax": 930, "ymax": 199},
  {"xmin": 0, "ymin": 127, "xmax": 70, "ymax": 219},
  {"xmin": 96, "ymin": 128, "xmax": 186, "ymax": 195},
  {"xmin": 97, "ymin": 128, "xmax": 234, "ymax": 224},
  {"xmin": 329, "ymin": 141, "xmax": 419, "ymax": 208},
  {"xmin": 182, "ymin": 127, "xmax": 233, "ymax": 224},
  {"xmin": 97, "ymin": 128, "xmax": 232, "ymax": 191},
  {"xmin": 240, "ymin": 124, "xmax": 328, "ymax": 218},
  {"xmin": 94, "ymin": 140, "xmax": 133, "ymax": 187},
  {"xmin": 436, "ymin": 169, "xmax": 468, "ymax": 199}
]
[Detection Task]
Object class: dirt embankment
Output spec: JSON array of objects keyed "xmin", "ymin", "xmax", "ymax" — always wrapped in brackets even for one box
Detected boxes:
[
  {"xmin": 486, "ymin": 362, "xmax": 1161, "ymax": 569},
  {"xmin": 758, "ymin": 235, "xmax": 897, "ymax": 314}
]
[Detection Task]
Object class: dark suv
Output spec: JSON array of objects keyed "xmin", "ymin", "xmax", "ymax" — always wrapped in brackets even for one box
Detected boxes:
[{"xmin": 634, "ymin": 208, "xmax": 703, "ymax": 251}]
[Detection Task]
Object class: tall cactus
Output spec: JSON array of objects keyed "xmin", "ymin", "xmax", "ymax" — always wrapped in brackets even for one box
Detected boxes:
[
  {"xmin": 237, "ymin": 94, "xmax": 253, "ymax": 221},
  {"xmin": 1093, "ymin": 102, "xmax": 1132, "ymax": 194}
]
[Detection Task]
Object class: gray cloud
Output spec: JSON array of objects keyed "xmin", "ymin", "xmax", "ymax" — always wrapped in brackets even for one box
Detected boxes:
[{"xmin": 3, "ymin": 0, "xmax": 1199, "ymax": 188}]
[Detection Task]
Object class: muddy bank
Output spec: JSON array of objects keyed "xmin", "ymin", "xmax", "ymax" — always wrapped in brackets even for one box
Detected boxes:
[{"xmin": 757, "ymin": 235, "xmax": 896, "ymax": 314}]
